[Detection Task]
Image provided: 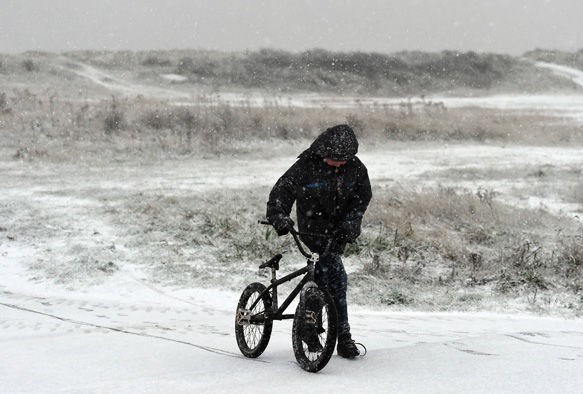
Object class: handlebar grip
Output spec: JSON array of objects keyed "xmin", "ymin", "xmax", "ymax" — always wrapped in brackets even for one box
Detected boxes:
[{"xmin": 258, "ymin": 219, "xmax": 297, "ymax": 233}]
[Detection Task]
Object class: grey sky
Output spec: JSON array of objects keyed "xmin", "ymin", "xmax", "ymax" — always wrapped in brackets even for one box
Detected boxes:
[{"xmin": 2, "ymin": 0, "xmax": 582, "ymax": 55}]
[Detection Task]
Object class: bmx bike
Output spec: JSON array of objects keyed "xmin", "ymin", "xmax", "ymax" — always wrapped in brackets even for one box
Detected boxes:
[{"xmin": 235, "ymin": 221, "xmax": 338, "ymax": 372}]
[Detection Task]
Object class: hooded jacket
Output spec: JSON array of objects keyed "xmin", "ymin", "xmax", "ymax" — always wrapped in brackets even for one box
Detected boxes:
[{"xmin": 266, "ymin": 125, "xmax": 372, "ymax": 254}]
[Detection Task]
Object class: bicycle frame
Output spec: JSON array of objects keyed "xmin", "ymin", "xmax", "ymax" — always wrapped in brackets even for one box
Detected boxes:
[
  {"xmin": 250, "ymin": 256, "xmax": 316, "ymax": 323},
  {"xmin": 248, "ymin": 225, "xmax": 328, "ymax": 324}
]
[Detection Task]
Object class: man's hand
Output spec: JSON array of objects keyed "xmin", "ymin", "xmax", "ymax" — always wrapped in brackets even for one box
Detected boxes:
[
  {"xmin": 335, "ymin": 221, "xmax": 360, "ymax": 243},
  {"xmin": 272, "ymin": 216, "xmax": 295, "ymax": 236}
]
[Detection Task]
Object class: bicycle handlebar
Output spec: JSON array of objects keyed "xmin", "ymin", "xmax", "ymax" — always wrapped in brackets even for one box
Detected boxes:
[
  {"xmin": 258, "ymin": 220, "xmax": 335, "ymax": 259},
  {"xmin": 258, "ymin": 220, "xmax": 330, "ymax": 239}
]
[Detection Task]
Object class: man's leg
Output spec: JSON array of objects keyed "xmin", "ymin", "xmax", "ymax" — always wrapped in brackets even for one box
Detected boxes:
[
  {"xmin": 315, "ymin": 254, "xmax": 359, "ymax": 358},
  {"xmin": 315, "ymin": 254, "xmax": 350, "ymax": 337}
]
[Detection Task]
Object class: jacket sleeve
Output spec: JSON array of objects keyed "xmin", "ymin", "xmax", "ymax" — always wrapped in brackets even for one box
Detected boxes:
[
  {"xmin": 341, "ymin": 166, "xmax": 372, "ymax": 238},
  {"xmin": 266, "ymin": 160, "xmax": 302, "ymax": 223}
]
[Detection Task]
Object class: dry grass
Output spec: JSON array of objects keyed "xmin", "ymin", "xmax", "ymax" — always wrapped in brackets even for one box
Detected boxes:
[
  {"xmin": 99, "ymin": 181, "xmax": 583, "ymax": 312},
  {"xmin": 104, "ymin": 184, "xmax": 583, "ymax": 313},
  {"xmin": 2, "ymin": 89, "xmax": 582, "ymax": 162},
  {"xmin": 348, "ymin": 186, "xmax": 583, "ymax": 311}
]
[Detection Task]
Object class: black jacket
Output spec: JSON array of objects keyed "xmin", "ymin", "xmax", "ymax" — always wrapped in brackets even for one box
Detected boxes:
[{"xmin": 266, "ymin": 125, "xmax": 372, "ymax": 254}]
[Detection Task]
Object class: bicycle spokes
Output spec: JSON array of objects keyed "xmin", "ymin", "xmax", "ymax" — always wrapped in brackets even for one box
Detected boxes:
[{"xmin": 302, "ymin": 303, "xmax": 331, "ymax": 361}]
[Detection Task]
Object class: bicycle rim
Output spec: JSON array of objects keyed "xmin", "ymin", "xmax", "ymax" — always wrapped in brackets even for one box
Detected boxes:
[
  {"xmin": 292, "ymin": 286, "xmax": 337, "ymax": 372},
  {"xmin": 235, "ymin": 282, "xmax": 272, "ymax": 358}
]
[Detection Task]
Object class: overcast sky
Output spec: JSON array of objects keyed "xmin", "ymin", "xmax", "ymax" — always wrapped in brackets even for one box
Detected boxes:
[{"xmin": 2, "ymin": 0, "xmax": 583, "ymax": 55}]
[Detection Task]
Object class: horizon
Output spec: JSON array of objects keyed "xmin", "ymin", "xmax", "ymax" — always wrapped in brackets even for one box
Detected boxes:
[
  {"xmin": 2, "ymin": 46, "xmax": 582, "ymax": 57},
  {"xmin": 2, "ymin": 0, "xmax": 583, "ymax": 56}
]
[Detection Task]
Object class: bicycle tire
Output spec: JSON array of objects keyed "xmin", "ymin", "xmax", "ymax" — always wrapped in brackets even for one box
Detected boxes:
[
  {"xmin": 235, "ymin": 282, "xmax": 273, "ymax": 358},
  {"xmin": 292, "ymin": 283, "xmax": 338, "ymax": 372}
]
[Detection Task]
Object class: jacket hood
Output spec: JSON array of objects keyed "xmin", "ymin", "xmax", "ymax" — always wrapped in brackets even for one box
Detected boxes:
[{"xmin": 301, "ymin": 124, "xmax": 359, "ymax": 161}]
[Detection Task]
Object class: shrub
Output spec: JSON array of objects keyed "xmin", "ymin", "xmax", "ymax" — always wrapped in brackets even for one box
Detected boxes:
[
  {"xmin": 103, "ymin": 98, "xmax": 125, "ymax": 133},
  {"xmin": 21, "ymin": 59, "xmax": 37, "ymax": 72},
  {"xmin": 495, "ymin": 240, "xmax": 550, "ymax": 303},
  {"xmin": 381, "ymin": 289, "xmax": 414, "ymax": 306},
  {"xmin": 555, "ymin": 232, "xmax": 583, "ymax": 293},
  {"xmin": 0, "ymin": 92, "xmax": 8, "ymax": 111},
  {"xmin": 142, "ymin": 56, "xmax": 171, "ymax": 67},
  {"xmin": 141, "ymin": 109, "xmax": 170, "ymax": 130},
  {"xmin": 177, "ymin": 57, "xmax": 195, "ymax": 74}
]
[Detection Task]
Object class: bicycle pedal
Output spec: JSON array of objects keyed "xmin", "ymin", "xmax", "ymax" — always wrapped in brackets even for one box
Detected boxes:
[
  {"xmin": 305, "ymin": 311, "xmax": 317, "ymax": 325},
  {"xmin": 236, "ymin": 308, "xmax": 251, "ymax": 325}
]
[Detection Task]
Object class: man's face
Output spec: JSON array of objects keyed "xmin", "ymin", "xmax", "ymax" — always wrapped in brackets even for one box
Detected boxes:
[{"xmin": 324, "ymin": 158, "xmax": 348, "ymax": 167}]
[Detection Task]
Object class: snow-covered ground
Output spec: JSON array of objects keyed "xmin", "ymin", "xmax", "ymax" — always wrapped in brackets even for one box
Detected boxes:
[
  {"xmin": 2, "ymin": 217, "xmax": 583, "ymax": 394},
  {"xmin": 537, "ymin": 61, "xmax": 583, "ymax": 88},
  {"xmin": 2, "ymin": 59, "xmax": 583, "ymax": 392},
  {"xmin": 2, "ymin": 142, "xmax": 583, "ymax": 392},
  {"xmin": 1, "ymin": 259, "xmax": 583, "ymax": 393}
]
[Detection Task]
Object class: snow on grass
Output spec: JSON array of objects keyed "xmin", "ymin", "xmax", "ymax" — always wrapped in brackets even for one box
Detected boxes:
[
  {"xmin": 3, "ymin": 56, "xmax": 583, "ymax": 391},
  {"xmin": 1, "ymin": 142, "xmax": 582, "ymax": 316},
  {"xmin": 160, "ymin": 73, "xmax": 188, "ymax": 83},
  {"xmin": 42, "ymin": 57, "xmax": 583, "ymax": 124}
]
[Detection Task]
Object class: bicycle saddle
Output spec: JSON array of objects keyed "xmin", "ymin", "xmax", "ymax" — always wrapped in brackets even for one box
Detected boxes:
[{"xmin": 259, "ymin": 254, "xmax": 282, "ymax": 270}]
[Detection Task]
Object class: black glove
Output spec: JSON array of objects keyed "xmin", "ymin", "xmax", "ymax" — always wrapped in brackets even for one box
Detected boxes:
[
  {"xmin": 272, "ymin": 216, "xmax": 294, "ymax": 236},
  {"xmin": 335, "ymin": 221, "xmax": 360, "ymax": 243}
]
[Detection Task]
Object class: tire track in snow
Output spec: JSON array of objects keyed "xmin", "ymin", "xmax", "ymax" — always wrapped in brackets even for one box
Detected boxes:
[
  {"xmin": 506, "ymin": 333, "xmax": 583, "ymax": 350},
  {"xmin": 0, "ymin": 301, "xmax": 266, "ymax": 362}
]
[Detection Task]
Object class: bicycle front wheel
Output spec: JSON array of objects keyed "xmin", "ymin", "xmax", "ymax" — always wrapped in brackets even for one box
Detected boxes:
[
  {"xmin": 292, "ymin": 284, "xmax": 338, "ymax": 372},
  {"xmin": 235, "ymin": 282, "xmax": 273, "ymax": 358}
]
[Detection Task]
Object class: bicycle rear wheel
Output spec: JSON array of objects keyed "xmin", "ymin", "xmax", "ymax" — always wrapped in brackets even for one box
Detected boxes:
[
  {"xmin": 292, "ymin": 284, "xmax": 337, "ymax": 372},
  {"xmin": 235, "ymin": 282, "xmax": 273, "ymax": 358}
]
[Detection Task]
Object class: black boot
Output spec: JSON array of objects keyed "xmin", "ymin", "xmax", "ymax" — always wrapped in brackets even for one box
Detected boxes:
[{"xmin": 337, "ymin": 333, "xmax": 360, "ymax": 359}]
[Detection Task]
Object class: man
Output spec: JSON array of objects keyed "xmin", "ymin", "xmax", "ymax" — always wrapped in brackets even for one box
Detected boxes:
[{"xmin": 266, "ymin": 124, "xmax": 372, "ymax": 358}]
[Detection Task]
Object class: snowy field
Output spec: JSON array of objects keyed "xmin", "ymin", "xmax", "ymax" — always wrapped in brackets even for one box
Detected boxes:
[
  {"xmin": 2, "ymin": 279, "xmax": 583, "ymax": 393},
  {"xmin": 2, "ymin": 143, "xmax": 583, "ymax": 392},
  {"xmin": 51, "ymin": 56, "xmax": 583, "ymax": 122},
  {"xmin": 2, "ymin": 59, "xmax": 583, "ymax": 392}
]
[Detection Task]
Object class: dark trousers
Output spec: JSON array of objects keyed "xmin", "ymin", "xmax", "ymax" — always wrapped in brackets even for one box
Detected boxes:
[{"xmin": 314, "ymin": 254, "xmax": 350, "ymax": 337}]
